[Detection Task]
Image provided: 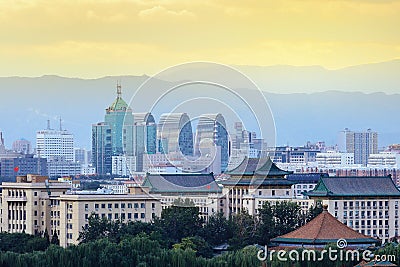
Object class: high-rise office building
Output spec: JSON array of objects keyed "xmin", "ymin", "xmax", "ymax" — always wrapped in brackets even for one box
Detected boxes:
[
  {"xmin": 0, "ymin": 155, "xmax": 48, "ymax": 180},
  {"xmin": 74, "ymin": 148, "xmax": 90, "ymax": 165},
  {"xmin": 12, "ymin": 139, "xmax": 31, "ymax": 154},
  {"xmin": 92, "ymin": 85, "xmax": 134, "ymax": 175},
  {"xmin": 157, "ymin": 113, "xmax": 193, "ymax": 156},
  {"xmin": 338, "ymin": 128, "xmax": 378, "ymax": 165},
  {"xmin": 195, "ymin": 113, "xmax": 229, "ymax": 171},
  {"xmin": 36, "ymin": 122, "xmax": 74, "ymax": 162},
  {"xmin": 0, "ymin": 131, "xmax": 6, "ymax": 154},
  {"xmin": 133, "ymin": 113, "xmax": 157, "ymax": 155},
  {"xmin": 122, "ymin": 112, "xmax": 157, "ymax": 172}
]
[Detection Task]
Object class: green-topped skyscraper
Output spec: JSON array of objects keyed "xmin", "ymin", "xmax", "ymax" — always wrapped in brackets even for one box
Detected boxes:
[{"xmin": 92, "ymin": 84, "xmax": 134, "ymax": 175}]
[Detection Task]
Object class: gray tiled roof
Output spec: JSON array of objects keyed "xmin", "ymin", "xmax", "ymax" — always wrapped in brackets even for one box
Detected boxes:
[
  {"xmin": 142, "ymin": 173, "xmax": 221, "ymax": 193},
  {"xmin": 286, "ymin": 173, "xmax": 328, "ymax": 184},
  {"xmin": 225, "ymin": 157, "xmax": 292, "ymax": 177},
  {"xmin": 219, "ymin": 177, "xmax": 294, "ymax": 186},
  {"xmin": 307, "ymin": 176, "xmax": 400, "ymax": 197}
]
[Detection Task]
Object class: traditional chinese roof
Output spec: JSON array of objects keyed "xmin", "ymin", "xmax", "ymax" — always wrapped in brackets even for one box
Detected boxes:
[
  {"xmin": 225, "ymin": 157, "xmax": 293, "ymax": 177},
  {"xmin": 307, "ymin": 176, "xmax": 400, "ymax": 198},
  {"xmin": 142, "ymin": 173, "xmax": 221, "ymax": 193},
  {"xmin": 271, "ymin": 206, "xmax": 379, "ymax": 247}
]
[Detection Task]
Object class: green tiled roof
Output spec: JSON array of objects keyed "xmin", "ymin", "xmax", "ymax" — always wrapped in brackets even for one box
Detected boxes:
[
  {"xmin": 307, "ymin": 176, "xmax": 400, "ymax": 197},
  {"xmin": 108, "ymin": 97, "xmax": 130, "ymax": 112}
]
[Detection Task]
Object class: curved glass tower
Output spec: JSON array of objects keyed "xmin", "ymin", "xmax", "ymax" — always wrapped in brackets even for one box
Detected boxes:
[
  {"xmin": 195, "ymin": 113, "xmax": 229, "ymax": 171},
  {"xmin": 157, "ymin": 113, "xmax": 193, "ymax": 156}
]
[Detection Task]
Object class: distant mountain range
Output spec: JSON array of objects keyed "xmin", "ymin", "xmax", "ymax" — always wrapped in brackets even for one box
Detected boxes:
[
  {"xmin": 0, "ymin": 60, "xmax": 399, "ymax": 150},
  {"xmin": 236, "ymin": 59, "xmax": 400, "ymax": 94}
]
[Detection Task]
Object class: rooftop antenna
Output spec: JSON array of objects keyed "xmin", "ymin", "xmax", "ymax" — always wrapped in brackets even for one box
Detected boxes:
[
  {"xmin": 116, "ymin": 81, "xmax": 122, "ymax": 98},
  {"xmin": 59, "ymin": 117, "xmax": 62, "ymax": 131},
  {"xmin": 47, "ymin": 120, "xmax": 51, "ymax": 130}
]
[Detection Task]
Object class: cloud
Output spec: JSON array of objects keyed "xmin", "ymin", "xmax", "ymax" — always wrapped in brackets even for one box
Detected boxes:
[
  {"xmin": 138, "ymin": 5, "xmax": 195, "ymax": 19},
  {"xmin": 86, "ymin": 9, "xmax": 127, "ymax": 22}
]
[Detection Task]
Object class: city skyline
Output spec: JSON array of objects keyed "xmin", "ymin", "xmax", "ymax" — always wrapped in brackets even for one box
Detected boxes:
[
  {"xmin": 1, "ymin": 1, "xmax": 400, "ymax": 264},
  {"xmin": 0, "ymin": 94, "xmax": 396, "ymax": 152}
]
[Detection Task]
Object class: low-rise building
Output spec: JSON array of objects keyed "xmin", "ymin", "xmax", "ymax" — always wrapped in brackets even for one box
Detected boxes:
[
  {"xmin": 368, "ymin": 152, "xmax": 400, "ymax": 168},
  {"xmin": 0, "ymin": 174, "xmax": 161, "ymax": 247},
  {"xmin": 220, "ymin": 157, "xmax": 294, "ymax": 215},
  {"xmin": 271, "ymin": 205, "xmax": 379, "ymax": 249},
  {"xmin": 58, "ymin": 193, "xmax": 160, "ymax": 247},
  {"xmin": 1, "ymin": 175, "xmax": 70, "ymax": 235},
  {"xmin": 307, "ymin": 176, "xmax": 400, "ymax": 243},
  {"xmin": 316, "ymin": 151, "xmax": 354, "ymax": 165},
  {"xmin": 142, "ymin": 173, "xmax": 222, "ymax": 220},
  {"xmin": 286, "ymin": 173, "xmax": 327, "ymax": 199},
  {"xmin": 47, "ymin": 157, "xmax": 81, "ymax": 178}
]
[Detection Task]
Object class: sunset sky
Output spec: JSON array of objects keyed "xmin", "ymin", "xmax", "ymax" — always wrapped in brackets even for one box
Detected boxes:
[{"xmin": 1, "ymin": 0, "xmax": 399, "ymax": 78}]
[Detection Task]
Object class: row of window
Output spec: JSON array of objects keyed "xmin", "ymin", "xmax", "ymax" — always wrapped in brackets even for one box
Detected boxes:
[
  {"xmin": 258, "ymin": 190, "xmax": 290, "ymax": 196},
  {"xmin": 335, "ymin": 200, "xmax": 391, "ymax": 208},
  {"xmin": 8, "ymin": 210, "xmax": 26, "ymax": 220},
  {"xmin": 84, "ymin": 202, "xmax": 154, "ymax": 210},
  {"xmin": 296, "ymin": 184, "xmax": 314, "ymax": 189},
  {"xmin": 9, "ymin": 223, "xmax": 26, "ymax": 230},
  {"xmin": 342, "ymin": 219, "xmax": 400, "ymax": 229},
  {"xmin": 229, "ymin": 189, "xmax": 249, "ymax": 195},
  {"xmin": 86, "ymin": 212, "xmax": 147, "ymax": 220},
  {"xmin": 358, "ymin": 228, "xmax": 389, "ymax": 238},
  {"xmin": 51, "ymin": 220, "xmax": 60, "ymax": 226},
  {"xmin": 339, "ymin": 210, "xmax": 392, "ymax": 218},
  {"xmin": 8, "ymin": 190, "xmax": 27, "ymax": 197}
]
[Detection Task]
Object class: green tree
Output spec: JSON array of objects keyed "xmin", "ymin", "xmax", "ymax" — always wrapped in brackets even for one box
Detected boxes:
[
  {"xmin": 257, "ymin": 201, "xmax": 304, "ymax": 244},
  {"xmin": 306, "ymin": 201, "xmax": 323, "ymax": 222},
  {"xmin": 173, "ymin": 236, "xmax": 213, "ymax": 258},
  {"xmin": 78, "ymin": 213, "xmax": 112, "ymax": 243},
  {"xmin": 201, "ymin": 212, "xmax": 233, "ymax": 246},
  {"xmin": 43, "ymin": 228, "xmax": 50, "ymax": 246},
  {"xmin": 273, "ymin": 201, "xmax": 302, "ymax": 236},
  {"xmin": 257, "ymin": 201, "xmax": 275, "ymax": 245},
  {"xmin": 228, "ymin": 211, "xmax": 259, "ymax": 250},
  {"xmin": 157, "ymin": 199, "xmax": 203, "ymax": 243},
  {"xmin": 51, "ymin": 231, "xmax": 60, "ymax": 246},
  {"xmin": 0, "ymin": 232, "xmax": 50, "ymax": 253}
]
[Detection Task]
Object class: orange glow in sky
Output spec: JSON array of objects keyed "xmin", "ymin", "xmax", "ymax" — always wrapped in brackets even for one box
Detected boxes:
[{"xmin": 0, "ymin": 0, "xmax": 399, "ymax": 78}]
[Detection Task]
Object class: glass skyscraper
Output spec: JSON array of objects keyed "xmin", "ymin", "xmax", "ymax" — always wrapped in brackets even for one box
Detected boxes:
[
  {"xmin": 92, "ymin": 85, "xmax": 134, "ymax": 175},
  {"xmin": 157, "ymin": 113, "xmax": 193, "ymax": 156},
  {"xmin": 195, "ymin": 113, "xmax": 229, "ymax": 171}
]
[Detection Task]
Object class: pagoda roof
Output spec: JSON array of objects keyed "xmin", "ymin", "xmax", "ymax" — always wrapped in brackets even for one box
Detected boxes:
[
  {"xmin": 225, "ymin": 157, "xmax": 293, "ymax": 177},
  {"xmin": 307, "ymin": 176, "xmax": 400, "ymax": 198},
  {"xmin": 142, "ymin": 173, "xmax": 221, "ymax": 193},
  {"xmin": 271, "ymin": 207, "xmax": 379, "ymax": 246}
]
